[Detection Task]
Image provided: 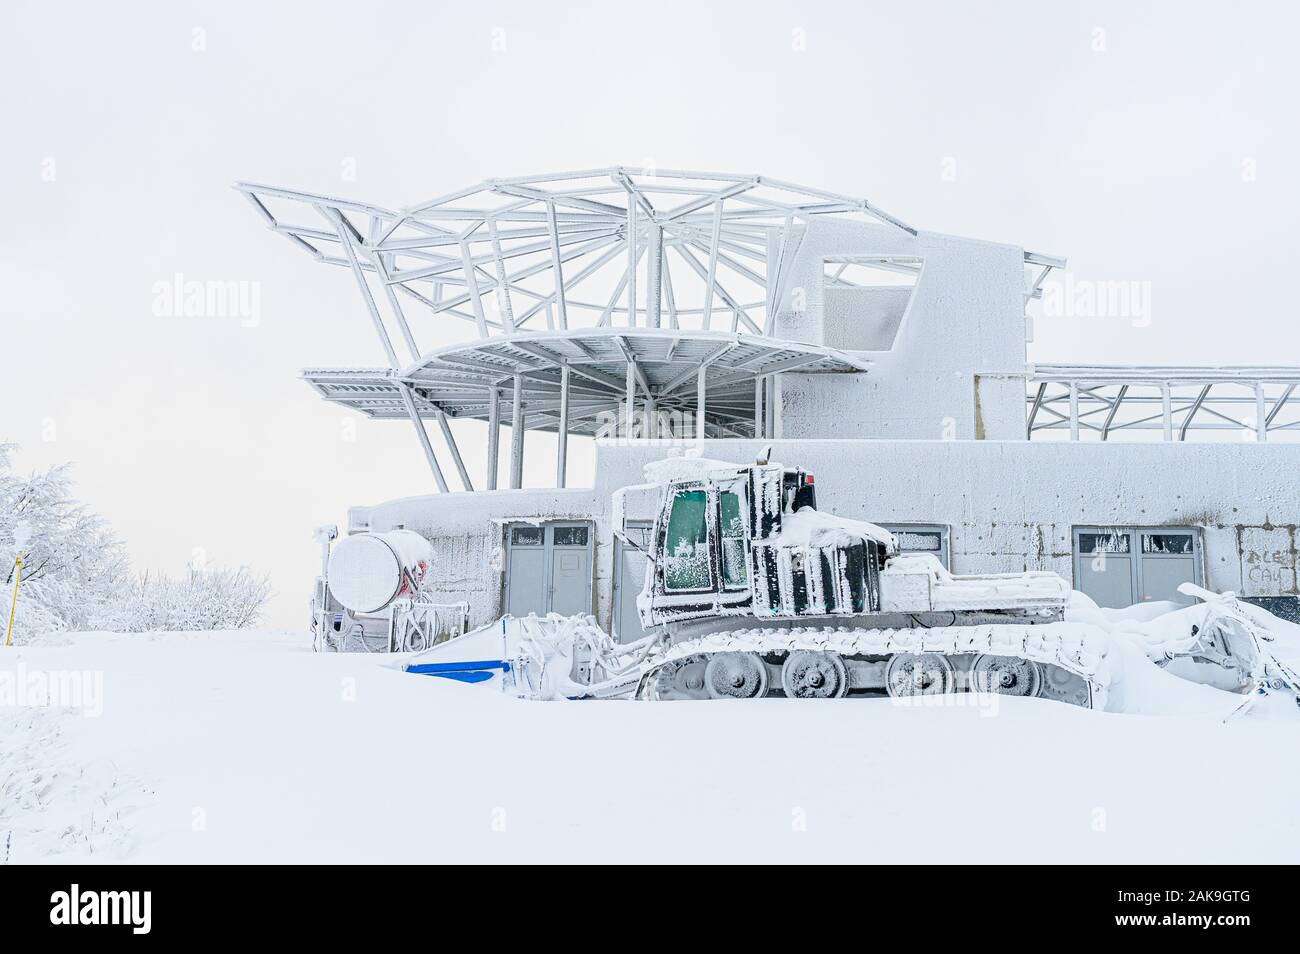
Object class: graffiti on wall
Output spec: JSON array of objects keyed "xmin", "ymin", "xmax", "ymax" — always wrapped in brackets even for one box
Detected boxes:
[{"xmin": 1238, "ymin": 526, "xmax": 1298, "ymax": 597}]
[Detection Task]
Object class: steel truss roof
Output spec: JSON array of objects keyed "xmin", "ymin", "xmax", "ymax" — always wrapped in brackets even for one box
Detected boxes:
[
  {"xmin": 303, "ymin": 328, "xmax": 868, "ymax": 439},
  {"xmin": 238, "ymin": 167, "xmax": 904, "ymax": 490},
  {"xmin": 1026, "ymin": 365, "xmax": 1300, "ymax": 441},
  {"xmin": 235, "ymin": 167, "xmax": 918, "ymax": 352}
]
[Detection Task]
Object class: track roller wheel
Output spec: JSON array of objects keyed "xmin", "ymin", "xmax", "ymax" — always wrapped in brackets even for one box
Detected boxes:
[
  {"xmin": 704, "ymin": 652, "xmax": 769, "ymax": 699},
  {"xmin": 970, "ymin": 654, "xmax": 1043, "ymax": 697},
  {"xmin": 885, "ymin": 652, "xmax": 954, "ymax": 697},
  {"xmin": 651, "ymin": 654, "xmax": 710, "ymax": 700},
  {"xmin": 781, "ymin": 651, "xmax": 848, "ymax": 699}
]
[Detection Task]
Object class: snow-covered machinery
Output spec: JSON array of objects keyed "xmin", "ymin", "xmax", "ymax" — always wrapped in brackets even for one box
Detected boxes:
[
  {"xmin": 617, "ymin": 456, "xmax": 1109, "ymax": 706},
  {"xmin": 311, "ymin": 528, "xmax": 467, "ymax": 653},
  {"xmin": 469, "ymin": 453, "xmax": 1299, "ymax": 712}
]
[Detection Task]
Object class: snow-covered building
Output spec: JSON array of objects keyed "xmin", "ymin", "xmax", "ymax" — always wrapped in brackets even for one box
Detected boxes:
[{"xmin": 238, "ymin": 169, "xmax": 1300, "ymax": 642}]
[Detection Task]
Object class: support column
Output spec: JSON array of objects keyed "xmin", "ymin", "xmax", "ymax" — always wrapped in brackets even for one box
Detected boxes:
[
  {"xmin": 544, "ymin": 200, "xmax": 568, "ymax": 330},
  {"xmin": 399, "ymin": 386, "xmax": 449, "ymax": 493},
  {"xmin": 754, "ymin": 378, "xmax": 764, "ymax": 438},
  {"xmin": 557, "ymin": 364, "xmax": 570, "ymax": 488},
  {"xmin": 459, "ymin": 239, "xmax": 489, "ymax": 337},
  {"xmin": 1068, "ymin": 382, "xmax": 1080, "ymax": 441},
  {"xmin": 696, "ymin": 367, "xmax": 707, "ymax": 441},
  {"xmin": 644, "ymin": 393, "xmax": 656, "ymax": 440},
  {"xmin": 624, "ymin": 360, "xmax": 636, "ymax": 438},
  {"xmin": 1161, "ymin": 384, "xmax": 1173, "ymax": 442},
  {"xmin": 626, "ymin": 200, "xmax": 638, "ymax": 327},
  {"xmin": 702, "ymin": 200, "xmax": 722, "ymax": 330},
  {"xmin": 1256, "ymin": 384, "xmax": 1268, "ymax": 442},
  {"xmin": 765, "ymin": 375, "xmax": 777, "ymax": 438},
  {"xmin": 646, "ymin": 224, "xmax": 663, "ymax": 329},
  {"xmin": 328, "ymin": 209, "xmax": 400, "ymax": 369},
  {"xmin": 435, "ymin": 410, "xmax": 473, "ymax": 491},
  {"xmin": 486, "ymin": 217, "xmax": 516, "ymax": 333},
  {"xmin": 486, "ymin": 387, "xmax": 500, "ymax": 490},
  {"xmin": 510, "ymin": 374, "xmax": 525, "ymax": 489}
]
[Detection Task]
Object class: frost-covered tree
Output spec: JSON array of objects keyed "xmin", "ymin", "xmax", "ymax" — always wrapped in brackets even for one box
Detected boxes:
[
  {"xmin": 110, "ymin": 567, "xmax": 273, "ymax": 632},
  {"xmin": 0, "ymin": 442, "xmax": 129, "ymax": 636},
  {"xmin": 1, "ymin": 443, "xmax": 271, "ymax": 640}
]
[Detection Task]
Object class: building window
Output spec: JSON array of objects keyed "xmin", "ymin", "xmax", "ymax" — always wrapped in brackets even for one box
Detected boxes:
[
  {"xmin": 1072, "ymin": 526, "xmax": 1203, "ymax": 608},
  {"xmin": 1142, "ymin": 532, "xmax": 1194, "ymax": 555},
  {"xmin": 1077, "ymin": 531, "xmax": 1131, "ymax": 554},
  {"xmin": 510, "ymin": 525, "xmax": 543, "ymax": 546},
  {"xmin": 820, "ymin": 256, "xmax": 921, "ymax": 351},
  {"xmin": 553, "ymin": 526, "xmax": 589, "ymax": 547},
  {"xmin": 882, "ymin": 524, "xmax": 950, "ymax": 569}
]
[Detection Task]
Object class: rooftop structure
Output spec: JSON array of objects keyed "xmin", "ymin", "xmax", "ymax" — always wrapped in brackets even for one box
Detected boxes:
[{"xmin": 238, "ymin": 168, "xmax": 1300, "ymax": 496}]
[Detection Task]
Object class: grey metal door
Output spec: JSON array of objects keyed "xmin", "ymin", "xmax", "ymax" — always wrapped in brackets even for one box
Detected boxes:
[
  {"xmin": 1136, "ymin": 530, "xmax": 1200, "ymax": 604},
  {"xmin": 1074, "ymin": 528, "xmax": 1136, "ymax": 608},
  {"xmin": 505, "ymin": 522, "xmax": 593, "ymax": 618},
  {"xmin": 505, "ymin": 524, "xmax": 547, "ymax": 617},
  {"xmin": 613, "ymin": 522, "xmax": 652, "ymax": 642},
  {"xmin": 1073, "ymin": 527, "xmax": 1202, "ymax": 608},
  {"xmin": 549, "ymin": 524, "xmax": 592, "ymax": 616}
]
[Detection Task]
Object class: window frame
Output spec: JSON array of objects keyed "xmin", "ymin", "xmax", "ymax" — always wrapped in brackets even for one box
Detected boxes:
[
  {"xmin": 660, "ymin": 486, "xmax": 717, "ymax": 595},
  {"xmin": 881, "ymin": 523, "xmax": 951, "ymax": 569},
  {"xmin": 717, "ymin": 484, "xmax": 751, "ymax": 592},
  {"xmin": 1071, "ymin": 525, "xmax": 1204, "ymax": 604},
  {"xmin": 652, "ymin": 478, "xmax": 754, "ymax": 598}
]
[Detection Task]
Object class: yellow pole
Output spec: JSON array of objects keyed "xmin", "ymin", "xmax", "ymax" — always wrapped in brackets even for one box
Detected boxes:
[{"xmin": 4, "ymin": 556, "xmax": 20, "ymax": 647}]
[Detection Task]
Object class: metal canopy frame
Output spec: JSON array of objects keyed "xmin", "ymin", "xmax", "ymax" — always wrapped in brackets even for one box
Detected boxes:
[
  {"xmin": 241, "ymin": 168, "xmax": 1089, "ymax": 488},
  {"xmin": 1026, "ymin": 365, "xmax": 1300, "ymax": 441},
  {"xmin": 237, "ymin": 168, "xmax": 911, "ymax": 491},
  {"xmin": 303, "ymin": 328, "xmax": 869, "ymax": 488},
  {"xmin": 236, "ymin": 167, "xmax": 918, "ymax": 346}
]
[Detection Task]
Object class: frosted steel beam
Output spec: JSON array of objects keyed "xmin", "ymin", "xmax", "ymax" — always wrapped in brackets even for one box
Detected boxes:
[
  {"xmin": 510, "ymin": 374, "xmax": 525, "ymax": 489},
  {"xmin": 399, "ymin": 386, "xmax": 449, "ymax": 494},
  {"xmin": 486, "ymin": 387, "xmax": 500, "ymax": 491}
]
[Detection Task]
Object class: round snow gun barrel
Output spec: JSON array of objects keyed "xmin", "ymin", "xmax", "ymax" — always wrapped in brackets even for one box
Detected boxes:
[{"xmin": 326, "ymin": 530, "xmax": 433, "ymax": 614}]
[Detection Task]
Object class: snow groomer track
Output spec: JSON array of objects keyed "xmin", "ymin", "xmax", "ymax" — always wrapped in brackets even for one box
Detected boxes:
[{"xmin": 639, "ymin": 623, "xmax": 1108, "ymax": 707}]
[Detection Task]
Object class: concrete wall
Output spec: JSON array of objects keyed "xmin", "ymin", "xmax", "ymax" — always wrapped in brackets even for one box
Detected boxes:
[
  {"xmin": 350, "ymin": 487, "xmax": 606, "ymax": 627},
  {"xmin": 597, "ymin": 439, "xmax": 1300, "ymax": 601},
  {"xmin": 346, "ymin": 439, "xmax": 1300, "ymax": 631},
  {"xmin": 771, "ymin": 220, "xmax": 1028, "ymax": 440}
]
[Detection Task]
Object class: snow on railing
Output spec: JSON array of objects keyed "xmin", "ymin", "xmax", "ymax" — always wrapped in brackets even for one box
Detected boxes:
[{"xmin": 1023, "ymin": 365, "xmax": 1300, "ymax": 441}]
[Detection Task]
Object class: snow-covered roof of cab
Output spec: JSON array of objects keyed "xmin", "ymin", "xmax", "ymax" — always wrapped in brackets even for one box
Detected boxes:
[{"xmin": 302, "ymin": 327, "xmax": 869, "ymax": 439}]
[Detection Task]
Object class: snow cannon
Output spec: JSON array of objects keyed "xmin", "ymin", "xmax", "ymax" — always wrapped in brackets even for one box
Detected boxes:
[{"xmin": 326, "ymin": 530, "xmax": 433, "ymax": 614}]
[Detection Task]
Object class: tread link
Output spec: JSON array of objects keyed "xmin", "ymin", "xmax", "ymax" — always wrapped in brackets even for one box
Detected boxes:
[{"xmin": 637, "ymin": 623, "xmax": 1110, "ymax": 708}]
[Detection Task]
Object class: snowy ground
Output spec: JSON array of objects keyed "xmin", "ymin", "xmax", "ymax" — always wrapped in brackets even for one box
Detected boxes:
[{"xmin": 3, "ymin": 628, "xmax": 1299, "ymax": 864}]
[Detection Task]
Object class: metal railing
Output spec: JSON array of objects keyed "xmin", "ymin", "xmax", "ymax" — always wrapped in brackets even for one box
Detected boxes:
[{"xmin": 1024, "ymin": 365, "xmax": 1300, "ymax": 441}]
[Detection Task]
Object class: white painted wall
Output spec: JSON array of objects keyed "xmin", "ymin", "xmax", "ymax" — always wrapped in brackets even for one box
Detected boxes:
[
  {"xmin": 352, "ymin": 438, "xmax": 1300, "ymax": 630},
  {"xmin": 599, "ymin": 440, "xmax": 1300, "ymax": 601},
  {"xmin": 773, "ymin": 220, "xmax": 1028, "ymax": 440},
  {"xmin": 353, "ymin": 487, "xmax": 606, "ymax": 626}
]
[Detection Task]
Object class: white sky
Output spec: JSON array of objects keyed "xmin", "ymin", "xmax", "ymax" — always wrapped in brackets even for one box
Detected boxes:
[{"xmin": 3, "ymin": 0, "xmax": 1298, "ymax": 627}]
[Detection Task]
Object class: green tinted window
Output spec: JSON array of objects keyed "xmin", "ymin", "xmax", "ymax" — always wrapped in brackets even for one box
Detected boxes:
[
  {"xmin": 719, "ymin": 491, "xmax": 748, "ymax": 589},
  {"xmin": 664, "ymin": 490, "xmax": 710, "ymax": 591}
]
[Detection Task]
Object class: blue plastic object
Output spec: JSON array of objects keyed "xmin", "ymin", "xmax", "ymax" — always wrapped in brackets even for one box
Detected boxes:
[{"xmin": 406, "ymin": 659, "xmax": 511, "ymax": 683}]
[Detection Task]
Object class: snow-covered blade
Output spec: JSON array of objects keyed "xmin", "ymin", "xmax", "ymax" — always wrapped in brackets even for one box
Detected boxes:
[{"xmin": 1175, "ymin": 584, "xmax": 1300, "ymax": 705}]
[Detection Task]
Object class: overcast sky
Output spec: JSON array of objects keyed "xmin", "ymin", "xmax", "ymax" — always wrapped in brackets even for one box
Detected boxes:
[{"xmin": 3, "ymin": 0, "xmax": 1297, "ymax": 627}]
